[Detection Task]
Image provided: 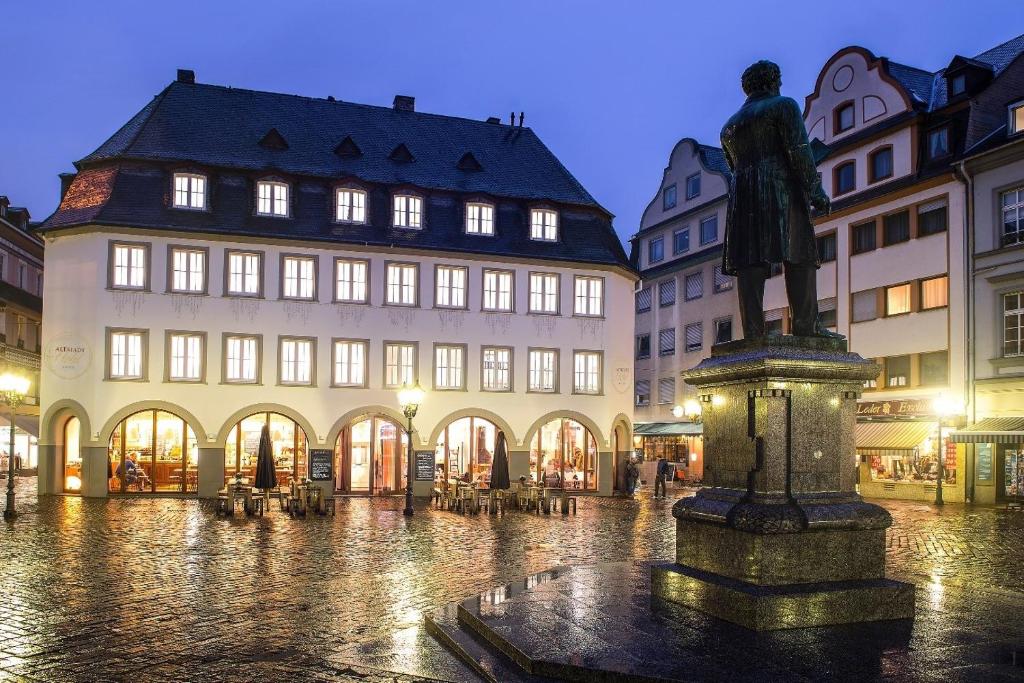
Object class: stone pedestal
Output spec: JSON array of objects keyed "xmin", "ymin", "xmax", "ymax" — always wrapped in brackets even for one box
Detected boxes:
[{"xmin": 651, "ymin": 337, "xmax": 915, "ymax": 630}]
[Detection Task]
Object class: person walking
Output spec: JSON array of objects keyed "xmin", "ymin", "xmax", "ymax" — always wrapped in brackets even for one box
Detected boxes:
[
  {"xmin": 655, "ymin": 457, "xmax": 668, "ymax": 499},
  {"xmin": 624, "ymin": 456, "xmax": 639, "ymax": 497}
]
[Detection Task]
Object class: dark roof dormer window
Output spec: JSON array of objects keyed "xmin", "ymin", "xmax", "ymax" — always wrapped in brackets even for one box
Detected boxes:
[
  {"xmin": 172, "ymin": 172, "xmax": 206, "ymax": 210},
  {"xmin": 336, "ymin": 186, "xmax": 367, "ymax": 223},
  {"xmin": 950, "ymin": 74, "xmax": 966, "ymax": 96},
  {"xmin": 393, "ymin": 193, "xmax": 423, "ymax": 229},
  {"xmin": 389, "ymin": 143, "xmax": 415, "ymax": 163},
  {"xmin": 1011, "ymin": 101, "xmax": 1024, "ymax": 136},
  {"xmin": 927, "ymin": 127, "xmax": 950, "ymax": 160},
  {"xmin": 457, "ymin": 152, "xmax": 483, "ymax": 172},
  {"xmin": 466, "ymin": 201, "xmax": 495, "ymax": 235},
  {"xmin": 334, "ymin": 135, "xmax": 362, "ymax": 158},
  {"xmin": 530, "ymin": 208, "xmax": 558, "ymax": 242},
  {"xmin": 256, "ymin": 180, "xmax": 289, "ymax": 217},
  {"xmin": 834, "ymin": 102, "xmax": 855, "ymax": 135},
  {"xmin": 258, "ymin": 127, "xmax": 289, "ymax": 150}
]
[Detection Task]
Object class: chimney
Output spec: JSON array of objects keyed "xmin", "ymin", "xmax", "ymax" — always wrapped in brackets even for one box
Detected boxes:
[
  {"xmin": 518, "ymin": 112, "xmax": 524, "ymax": 127},
  {"xmin": 176, "ymin": 69, "xmax": 195, "ymax": 84},
  {"xmin": 59, "ymin": 173, "xmax": 77, "ymax": 202},
  {"xmin": 393, "ymin": 95, "xmax": 415, "ymax": 112},
  {"xmin": 510, "ymin": 112, "xmax": 515, "ymax": 126},
  {"xmin": 0, "ymin": 196, "xmax": 8, "ymax": 219}
]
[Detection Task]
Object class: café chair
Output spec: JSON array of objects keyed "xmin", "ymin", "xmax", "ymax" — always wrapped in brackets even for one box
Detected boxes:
[{"xmin": 215, "ymin": 491, "xmax": 231, "ymax": 516}]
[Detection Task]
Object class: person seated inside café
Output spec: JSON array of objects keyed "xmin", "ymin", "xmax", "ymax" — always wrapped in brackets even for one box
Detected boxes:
[
  {"xmin": 460, "ymin": 469, "xmax": 473, "ymax": 484},
  {"xmin": 116, "ymin": 451, "xmax": 140, "ymax": 489}
]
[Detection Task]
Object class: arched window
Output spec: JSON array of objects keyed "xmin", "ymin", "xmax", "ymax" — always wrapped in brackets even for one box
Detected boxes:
[
  {"xmin": 108, "ymin": 410, "xmax": 198, "ymax": 493},
  {"xmin": 529, "ymin": 418, "xmax": 598, "ymax": 491},
  {"xmin": 334, "ymin": 416, "xmax": 405, "ymax": 494},
  {"xmin": 435, "ymin": 417, "xmax": 497, "ymax": 485},
  {"xmin": 63, "ymin": 417, "xmax": 82, "ymax": 493},
  {"xmin": 224, "ymin": 412, "xmax": 307, "ymax": 488}
]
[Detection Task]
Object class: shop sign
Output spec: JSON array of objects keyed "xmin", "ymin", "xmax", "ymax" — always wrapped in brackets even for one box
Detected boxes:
[
  {"xmin": 944, "ymin": 440, "xmax": 957, "ymax": 471},
  {"xmin": 976, "ymin": 443, "xmax": 993, "ymax": 481},
  {"xmin": 857, "ymin": 399, "xmax": 935, "ymax": 419},
  {"xmin": 308, "ymin": 449, "xmax": 333, "ymax": 481},
  {"xmin": 45, "ymin": 335, "xmax": 91, "ymax": 380},
  {"xmin": 612, "ymin": 367, "xmax": 631, "ymax": 394},
  {"xmin": 415, "ymin": 451, "xmax": 435, "ymax": 481}
]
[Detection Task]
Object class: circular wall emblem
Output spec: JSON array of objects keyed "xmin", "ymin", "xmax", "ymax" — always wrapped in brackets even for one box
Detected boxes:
[
  {"xmin": 45, "ymin": 335, "xmax": 91, "ymax": 380},
  {"xmin": 832, "ymin": 65, "xmax": 855, "ymax": 92}
]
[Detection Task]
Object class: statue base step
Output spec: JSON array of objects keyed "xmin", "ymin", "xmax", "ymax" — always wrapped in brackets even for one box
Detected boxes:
[{"xmin": 651, "ymin": 561, "xmax": 915, "ymax": 631}]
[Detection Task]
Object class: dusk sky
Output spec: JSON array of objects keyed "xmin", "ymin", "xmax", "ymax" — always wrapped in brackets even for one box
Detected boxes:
[{"xmin": 1, "ymin": 1, "xmax": 1014, "ymax": 244}]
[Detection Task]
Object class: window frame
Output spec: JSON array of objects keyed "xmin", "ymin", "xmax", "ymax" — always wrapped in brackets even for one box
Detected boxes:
[
  {"xmin": 816, "ymin": 231, "xmax": 837, "ymax": 263},
  {"xmin": 279, "ymin": 253, "xmax": 319, "ymax": 302},
  {"xmin": 713, "ymin": 264, "xmax": 734, "ymax": 293},
  {"xmin": 572, "ymin": 349, "xmax": 603, "ymax": 395},
  {"xmin": 658, "ymin": 279, "xmax": 676, "ymax": 308},
  {"xmin": 927, "ymin": 126, "xmax": 951, "ymax": 160},
  {"xmin": 171, "ymin": 172, "xmax": 207, "ymax": 211},
  {"xmin": 392, "ymin": 193, "xmax": 424, "ymax": 229},
  {"xmin": 851, "ymin": 288, "xmax": 879, "ymax": 323},
  {"xmin": 107, "ymin": 240, "xmax": 151, "ymax": 292},
  {"xmin": 573, "ymin": 275, "xmax": 604, "ymax": 318},
  {"xmin": 384, "ymin": 261, "xmax": 420, "ymax": 307},
  {"xmin": 278, "ymin": 335, "xmax": 317, "ymax": 387},
  {"xmin": 884, "ymin": 282, "xmax": 913, "ymax": 317},
  {"xmin": 635, "ymin": 333, "xmax": 651, "ymax": 360},
  {"xmin": 166, "ymin": 244, "xmax": 209, "ymax": 295},
  {"xmin": 673, "ymin": 226, "xmax": 690, "ymax": 255},
  {"xmin": 333, "ymin": 257, "xmax": 370, "ymax": 304},
  {"xmin": 255, "ymin": 179, "xmax": 290, "ymax": 217},
  {"xmin": 433, "ymin": 343, "xmax": 468, "ymax": 392},
  {"xmin": 335, "ymin": 186, "xmax": 368, "ymax": 224},
  {"xmin": 833, "ymin": 160, "xmax": 856, "ymax": 196},
  {"xmin": 713, "ymin": 317, "xmax": 733, "ymax": 345},
  {"xmin": 882, "ymin": 209, "xmax": 911, "ymax": 246},
  {"xmin": 648, "ymin": 236, "xmax": 664, "ymax": 264},
  {"xmin": 383, "ymin": 341, "xmax": 419, "ymax": 389},
  {"xmin": 221, "ymin": 333, "xmax": 263, "ymax": 385},
  {"xmin": 884, "ymin": 354, "xmax": 911, "ymax": 388},
  {"xmin": 1000, "ymin": 186, "xmax": 1024, "ymax": 248},
  {"xmin": 684, "ymin": 272, "xmax": 703, "ymax": 301},
  {"xmin": 528, "ymin": 271, "xmax": 561, "ymax": 315},
  {"xmin": 331, "ymin": 337, "xmax": 369, "ymax": 388},
  {"xmin": 433, "ymin": 264, "xmax": 469, "ymax": 310},
  {"xmin": 684, "ymin": 321, "xmax": 703, "ymax": 353},
  {"xmin": 481, "ymin": 268, "xmax": 515, "ymax": 313},
  {"xmin": 527, "ymin": 347, "xmax": 559, "ymax": 393},
  {"xmin": 164, "ymin": 330, "xmax": 206, "ymax": 383},
  {"xmin": 851, "ymin": 220, "xmax": 877, "ymax": 255},
  {"xmin": 868, "ymin": 145, "xmax": 894, "ymax": 183},
  {"xmin": 480, "ymin": 345, "xmax": 514, "ymax": 392},
  {"xmin": 223, "ymin": 249, "xmax": 264, "ymax": 298},
  {"xmin": 658, "ymin": 327, "xmax": 675, "ymax": 357},
  {"xmin": 920, "ymin": 275, "xmax": 949, "ymax": 311},
  {"xmin": 1003, "ymin": 291, "xmax": 1024, "ymax": 358},
  {"xmin": 1010, "ymin": 100, "xmax": 1024, "ymax": 136},
  {"xmin": 685, "ymin": 173, "xmax": 701, "ymax": 200},
  {"xmin": 699, "ymin": 215, "xmax": 718, "ymax": 245},
  {"xmin": 834, "ymin": 101, "xmax": 855, "ymax": 134},
  {"xmin": 105, "ymin": 327, "xmax": 148, "ymax": 381},
  {"xmin": 529, "ymin": 208, "xmax": 559, "ymax": 242},
  {"xmin": 465, "ymin": 201, "xmax": 496, "ymax": 236},
  {"xmin": 919, "ymin": 349, "xmax": 949, "ymax": 387},
  {"xmin": 663, "ymin": 184, "xmax": 677, "ymax": 210}
]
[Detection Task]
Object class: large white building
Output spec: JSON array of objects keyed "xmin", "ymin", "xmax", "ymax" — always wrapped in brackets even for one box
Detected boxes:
[{"xmin": 37, "ymin": 71, "xmax": 635, "ymax": 499}]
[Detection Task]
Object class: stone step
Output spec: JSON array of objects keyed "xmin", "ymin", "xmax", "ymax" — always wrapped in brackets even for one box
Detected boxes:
[{"xmin": 424, "ymin": 602, "xmax": 555, "ymax": 683}]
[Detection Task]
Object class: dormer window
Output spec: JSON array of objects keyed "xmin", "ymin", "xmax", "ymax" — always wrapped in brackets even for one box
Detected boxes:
[
  {"xmin": 173, "ymin": 173, "xmax": 206, "ymax": 210},
  {"xmin": 466, "ymin": 202, "xmax": 495, "ymax": 235},
  {"xmin": 869, "ymin": 146, "xmax": 893, "ymax": 183},
  {"xmin": 256, "ymin": 180, "xmax": 289, "ymax": 216},
  {"xmin": 834, "ymin": 161, "xmax": 856, "ymax": 195},
  {"xmin": 530, "ymin": 209, "xmax": 558, "ymax": 241},
  {"xmin": 950, "ymin": 74, "xmax": 966, "ymax": 96},
  {"xmin": 1011, "ymin": 101, "xmax": 1024, "ymax": 136},
  {"xmin": 927, "ymin": 127, "xmax": 950, "ymax": 159},
  {"xmin": 835, "ymin": 102, "xmax": 855, "ymax": 134},
  {"xmin": 336, "ymin": 188, "xmax": 367, "ymax": 223},
  {"xmin": 393, "ymin": 194, "xmax": 423, "ymax": 229},
  {"xmin": 685, "ymin": 173, "xmax": 700, "ymax": 200}
]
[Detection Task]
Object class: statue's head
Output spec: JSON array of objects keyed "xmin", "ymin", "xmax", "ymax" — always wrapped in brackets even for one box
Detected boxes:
[{"xmin": 741, "ymin": 60, "xmax": 782, "ymax": 97}]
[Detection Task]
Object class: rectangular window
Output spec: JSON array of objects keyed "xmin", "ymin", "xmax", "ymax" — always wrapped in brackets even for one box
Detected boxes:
[
  {"xmin": 168, "ymin": 333, "xmax": 203, "ymax": 382},
  {"xmin": 1013, "ymin": 102, "xmax": 1024, "ymax": 134},
  {"xmin": 885, "ymin": 355, "xmax": 910, "ymax": 387},
  {"xmin": 648, "ymin": 237, "xmax": 664, "ymax": 264},
  {"xmin": 333, "ymin": 340, "xmax": 367, "ymax": 387},
  {"xmin": 870, "ymin": 147, "xmax": 893, "ymax": 182},
  {"xmin": 225, "ymin": 335, "xmax": 260, "ymax": 383},
  {"xmin": 335, "ymin": 258, "xmax": 369, "ymax": 303},
  {"xmin": 636, "ymin": 334, "xmax": 651, "ymax": 360},
  {"xmin": 658, "ymin": 328, "xmax": 675, "ymax": 356},
  {"xmin": 279, "ymin": 338, "xmax": 313, "ymax": 385},
  {"xmin": 574, "ymin": 276, "xmax": 603, "ymax": 316},
  {"xmin": 336, "ymin": 188, "xmax": 367, "ymax": 223},
  {"xmin": 434, "ymin": 345, "xmax": 465, "ymax": 390},
  {"xmin": 393, "ymin": 195, "xmax": 423, "ymax": 228},
  {"xmin": 173, "ymin": 173, "xmax": 206, "ymax": 209},
  {"xmin": 435, "ymin": 265, "xmax": 468, "ymax": 309},
  {"xmin": 482, "ymin": 346, "xmax": 512, "ymax": 391},
  {"xmin": 573, "ymin": 351, "xmax": 601, "ymax": 394},
  {"xmin": 918, "ymin": 199, "xmax": 948, "ymax": 237},
  {"xmin": 883, "ymin": 210, "xmax": 910, "ymax": 245},
  {"xmin": 685, "ymin": 322, "xmax": 703, "ymax": 352},
  {"xmin": 851, "ymin": 220, "xmax": 877, "ymax": 255},
  {"xmin": 852, "ymin": 289, "xmax": 878, "ymax": 322},
  {"xmin": 109, "ymin": 331, "xmax": 144, "ymax": 380},
  {"xmin": 635, "ymin": 380, "xmax": 650, "ymax": 407},
  {"xmin": 658, "ymin": 279, "xmax": 676, "ymax": 307},
  {"xmin": 635, "ymin": 288, "xmax": 652, "ymax": 313},
  {"xmin": 819, "ymin": 298, "xmax": 838, "ymax": 328},
  {"xmin": 528, "ymin": 349, "xmax": 558, "ymax": 392},
  {"xmin": 713, "ymin": 265, "xmax": 733, "ymax": 293},
  {"xmin": 282, "ymin": 255, "xmax": 316, "ymax": 300},
  {"xmin": 765, "ymin": 310, "xmax": 784, "ymax": 336},
  {"xmin": 529, "ymin": 273, "xmax": 559, "ymax": 314},
  {"xmin": 1002, "ymin": 188, "xmax": 1024, "ymax": 247},
  {"xmin": 920, "ymin": 350, "xmax": 948, "ymax": 386},
  {"xmin": 699, "ymin": 215, "xmax": 718, "ymax": 245},
  {"xmin": 663, "ymin": 185, "xmax": 677, "ymax": 210},
  {"xmin": 885, "ymin": 283, "xmax": 911, "ymax": 316},
  {"xmin": 530, "ymin": 209, "xmax": 558, "ymax": 241},
  {"xmin": 466, "ymin": 202, "xmax": 495, "ymax": 235},
  {"xmin": 685, "ymin": 172, "xmax": 701, "ymax": 200},
  {"xmin": 1004, "ymin": 292, "xmax": 1024, "ymax": 357},
  {"xmin": 256, "ymin": 181, "xmax": 289, "ymax": 216},
  {"xmin": 816, "ymin": 232, "xmax": 837, "ymax": 263},
  {"xmin": 170, "ymin": 247, "xmax": 206, "ymax": 294},
  {"xmin": 714, "ymin": 317, "xmax": 733, "ymax": 344},
  {"xmin": 483, "ymin": 269, "xmax": 514, "ymax": 312},
  {"xmin": 835, "ymin": 161, "xmax": 856, "ymax": 194},
  {"xmin": 384, "ymin": 343, "xmax": 416, "ymax": 388},
  {"xmin": 111, "ymin": 243, "xmax": 148, "ymax": 290},
  {"xmin": 951, "ymin": 74, "xmax": 966, "ymax": 96},
  {"xmin": 684, "ymin": 272, "xmax": 703, "ymax": 301},
  {"xmin": 226, "ymin": 251, "xmax": 262, "ymax": 297},
  {"xmin": 673, "ymin": 227, "xmax": 690, "ymax": 255},
  {"xmin": 657, "ymin": 377, "xmax": 675, "ymax": 404},
  {"xmin": 921, "ymin": 276, "xmax": 948, "ymax": 310},
  {"xmin": 836, "ymin": 103, "xmax": 854, "ymax": 132},
  {"xmin": 927, "ymin": 128, "xmax": 949, "ymax": 159},
  {"xmin": 386, "ymin": 263, "xmax": 418, "ymax": 306}
]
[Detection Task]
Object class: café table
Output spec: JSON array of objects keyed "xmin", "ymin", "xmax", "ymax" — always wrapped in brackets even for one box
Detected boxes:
[{"xmin": 224, "ymin": 482, "xmax": 255, "ymax": 515}]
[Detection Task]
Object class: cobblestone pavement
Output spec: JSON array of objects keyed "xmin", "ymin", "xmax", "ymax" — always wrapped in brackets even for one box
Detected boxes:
[{"xmin": 0, "ymin": 477, "xmax": 1022, "ymax": 681}]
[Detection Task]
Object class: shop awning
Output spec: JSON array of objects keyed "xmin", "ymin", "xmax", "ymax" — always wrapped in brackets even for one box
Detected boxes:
[
  {"xmin": 950, "ymin": 417, "xmax": 1024, "ymax": 444},
  {"xmin": 855, "ymin": 421, "xmax": 934, "ymax": 451},
  {"xmin": 634, "ymin": 422, "xmax": 702, "ymax": 436}
]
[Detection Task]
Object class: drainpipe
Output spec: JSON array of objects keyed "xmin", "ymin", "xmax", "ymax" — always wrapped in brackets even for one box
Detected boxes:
[{"xmin": 953, "ymin": 160, "xmax": 974, "ymax": 503}]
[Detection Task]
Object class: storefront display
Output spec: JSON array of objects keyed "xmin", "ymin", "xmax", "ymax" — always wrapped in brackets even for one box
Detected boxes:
[
  {"xmin": 224, "ymin": 412, "xmax": 306, "ymax": 488},
  {"xmin": 435, "ymin": 417, "xmax": 496, "ymax": 485},
  {"xmin": 1006, "ymin": 449, "xmax": 1024, "ymax": 499},
  {"xmin": 109, "ymin": 410, "xmax": 198, "ymax": 493},
  {"xmin": 528, "ymin": 418, "xmax": 597, "ymax": 490},
  {"xmin": 334, "ymin": 416, "xmax": 406, "ymax": 494}
]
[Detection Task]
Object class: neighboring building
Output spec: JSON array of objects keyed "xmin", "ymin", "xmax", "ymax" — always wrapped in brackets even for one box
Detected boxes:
[
  {"xmin": 37, "ymin": 70, "xmax": 635, "ymax": 499},
  {"xmin": 951, "ymin": 49, "xmax": 1024, "ymax": 504},
  {"xmin": 0, "ymin": 197, "xmax": 44, "ymax": 471},
  {"xmin": 629, "ymin": 139, "xmax": 734, "ymax": 483}
]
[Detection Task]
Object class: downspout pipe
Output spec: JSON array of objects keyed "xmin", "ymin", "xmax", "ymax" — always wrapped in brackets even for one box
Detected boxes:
[{"xmin": 953, "ymin": 159, "xmax": 974, "ymax": 503}]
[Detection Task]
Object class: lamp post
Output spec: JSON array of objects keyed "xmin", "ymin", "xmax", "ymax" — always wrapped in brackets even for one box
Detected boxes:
[
  {"xmin": 932, "ymin": 395, "xmax": 963, "ymax": 507},
  {"xmin": 397, "ymin": 383, "xmax": 425, "ymax": 517},
  {"xmin": 1, "ymin": 372, "xmax": 30, "ymax": 521}
]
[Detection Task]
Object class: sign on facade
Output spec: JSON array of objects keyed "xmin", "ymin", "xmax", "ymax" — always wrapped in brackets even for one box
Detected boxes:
[{"xmin": 44, "ymin": 335, "xmax": 91, "ymax": 379}]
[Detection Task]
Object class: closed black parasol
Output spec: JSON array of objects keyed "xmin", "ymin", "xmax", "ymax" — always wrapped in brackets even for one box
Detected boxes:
[
  {"xmin": 254, "ymin": 424, "xmax": 277, "ymax": 491},
  {"xmin": 490, "ymin": 430, "xmax": 510, "ymax": 490}
]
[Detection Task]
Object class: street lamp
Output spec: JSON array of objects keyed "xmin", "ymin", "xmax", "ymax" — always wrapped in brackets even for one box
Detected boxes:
[
  {"xmin": 932, "ymin": 395, "xmax": 963, "ymax": 507},
  {"xmin": 683, "ymin": 399, "xmax": 702, "ymax": 423},
  {"xmin": 1, "ymin": 372, "xmax": 30, "ymax": 521},
  {"xmin": 397, "ymin": 382, "xmax": 425, "ymax": 517}
]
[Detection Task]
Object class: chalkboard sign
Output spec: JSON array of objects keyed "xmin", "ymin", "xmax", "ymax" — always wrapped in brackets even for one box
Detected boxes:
[
  {"xmin": 309, "ymin": 449, "xmax": 333, "ymax": 481},
  {"xmin": 415, "ymin": 451, "xmax": 435, "ymax": 481},
  {"xmin": 976, "ymin": 443, "xmax": 993, "ymax": 481}
]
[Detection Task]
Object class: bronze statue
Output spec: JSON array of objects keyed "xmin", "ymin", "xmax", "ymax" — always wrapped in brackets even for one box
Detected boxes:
[{"xmin": 720, "ymin": 60, "xmax": 842, "ymax": 340}]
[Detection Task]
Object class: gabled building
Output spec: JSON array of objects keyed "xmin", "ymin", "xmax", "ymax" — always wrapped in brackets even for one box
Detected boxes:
[{"xmin": 37, "ymin": 70, "xmax": 635, "ymax": 499}]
